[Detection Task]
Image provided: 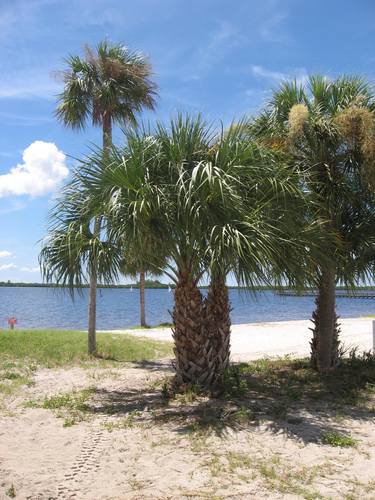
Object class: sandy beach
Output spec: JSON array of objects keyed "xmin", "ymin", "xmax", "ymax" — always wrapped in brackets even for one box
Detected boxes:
[
  {"xmin": 1, "ymin": 318, "xmax": 374, "ymax": 499},
  {"xmin": 105, "ymin": 316, "xmax": 375, "ymax": 361}
]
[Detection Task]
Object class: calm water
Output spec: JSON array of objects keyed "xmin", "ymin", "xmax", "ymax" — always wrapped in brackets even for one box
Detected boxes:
[{"xmin": 1, "ymin": 287, "xmax": 375, "ymax": 330}]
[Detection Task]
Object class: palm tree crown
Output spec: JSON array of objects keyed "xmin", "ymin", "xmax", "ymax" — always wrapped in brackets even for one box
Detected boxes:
[
  {"xmin": 56, "ymin": 40, "xmax": 157, "ymax": 132},
  {"xmin": 253, "ymin": 75, "xmax": 375, "ymax": 372}
]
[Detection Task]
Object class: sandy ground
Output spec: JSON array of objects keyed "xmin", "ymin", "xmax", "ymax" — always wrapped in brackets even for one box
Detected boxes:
[
  {"xmin": 104, "ymin": 317, "xmax": 375, "ymax": 361},
  {"xmin": 1, "ymin": 359, "xmax": 374, "ymax": 499},
  {"xmin": 1, "ymin": 318, "xmax": 374, "ymax": 499}
]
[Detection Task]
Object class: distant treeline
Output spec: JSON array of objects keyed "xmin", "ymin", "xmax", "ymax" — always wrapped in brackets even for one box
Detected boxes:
[
  {"xmin": 0, "ymin": 279, "xmax": 170, "ymax": 289},
  {"xmin": 1, "ymin": 281, "xmax": 375, "ymax": 291}
]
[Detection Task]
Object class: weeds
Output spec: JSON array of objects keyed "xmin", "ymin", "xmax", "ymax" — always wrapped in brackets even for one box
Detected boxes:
[
  {"xmin": 25, "ymin": 388, "xmax": 95, "ymax": 426},
  {"xmin": 321, "ymin": 431, "xmax": 358, "ymax": 447},
  {"xmin": 5, "ymin": 484, "xmax": 16, "ymax": 498},
  {"xmin": 103, "ymin": 410, "xmax": 143, "ymax": 432}
]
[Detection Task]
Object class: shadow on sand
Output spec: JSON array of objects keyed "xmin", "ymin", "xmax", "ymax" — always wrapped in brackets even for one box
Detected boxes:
[{"xmin": 85, "ymin": 354, "xmax": 375, "ymax": 445}]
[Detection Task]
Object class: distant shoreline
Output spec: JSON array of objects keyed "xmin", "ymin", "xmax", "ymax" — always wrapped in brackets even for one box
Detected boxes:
[
  {"xmin": 1, "ymin": 282, "xmax": 375, "ymax": 291},
  {"xmin": 0, "ymin": 282, "xmax": 170, "ymax": 289}
]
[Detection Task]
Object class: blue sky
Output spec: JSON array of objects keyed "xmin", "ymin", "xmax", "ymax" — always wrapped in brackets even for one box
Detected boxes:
[{"xmin": 0, "ymin": 0, "xmax": 374, "ymax": 283}]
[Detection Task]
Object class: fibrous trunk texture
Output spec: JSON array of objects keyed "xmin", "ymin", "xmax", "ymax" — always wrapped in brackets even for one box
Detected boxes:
[
  {"xmin": 310, "ymin": 266, "xmax": 340, "ymax": 372},
  {"xmin": 172, "ymin": 267, "xmax": 215, "ymax": 388},
  {"xmin": 139, "ymin": 270, "xmax": 146, "ymax": 327},
  {"xmin": 204, "ymin": 276, "xmax": 231, "ymax": 386}
]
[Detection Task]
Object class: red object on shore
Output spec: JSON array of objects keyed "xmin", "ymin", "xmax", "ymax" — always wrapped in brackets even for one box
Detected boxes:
[{"xmin": 8, "ymin": 317, "xmax": 17, "ymax": 330}]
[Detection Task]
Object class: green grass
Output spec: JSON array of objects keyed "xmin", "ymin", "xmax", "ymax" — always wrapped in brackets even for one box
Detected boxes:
[
  {"xmin": 154, "ymin": 353, "xmax": 375, "ymax": 438},
  {"xmin": 5, "ymin": 484, "xmax": 16, "ymax": 498},
  {"xmin": 0, "ymin": 329, "xmax": 172, "ymax": 403},
  {"xmin": 0, "ymin": 329, "xmax": 172, "ymax": 368},
  {"xmin": 321, "ymin": 431, "xmax": 358, "ymax": 447},
  {"xmin": 42, "ymin": 388, "xmax": 94, "ymax": 410},
  {"xmin": 126, "ymin": 322, "xmax": 173, "ymax": 330},
  {"xmin": 223, "ymin": 353, "xmax": 375, "ymax": 407},
  {"xmin": 26, "ymin": 388, "xmax": 96, "ymax": 427}
]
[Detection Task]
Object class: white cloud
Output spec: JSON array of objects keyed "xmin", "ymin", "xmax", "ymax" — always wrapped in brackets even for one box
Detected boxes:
[
  {"xmin": 251, "ymin": 65, "xmax": 287, "ymax": 81},
  {"xmin": 0, "ymin": 200, "xmax": 27, "ymax": 215},
  {"xmin": 21, "ymin": 266, "xmax": 40, "ymax": 273},
  {"xmin": 0, "ymin": 263, "xmax": 17, "ymax": 271},
  {"xmin": 259, "ymin": 12, "xmax": 288, "ymax": 43},
  {"xmin": 0, "ymin": 251, "xmax": 12, "ymax": 258},
  {"xmin": 207, "ymin": 21, "xmax": 240, "ymax": 50},
  {"xmin": 250, "ymin": 65, "xmax": 309, "ymax": 86},
  {"xmin": 0, "ymin": 76, "xmax": 59, "ymax": 99},
  {"xmin": 0, "ymin": 141, "xmax": 69, "ymax": 198}
]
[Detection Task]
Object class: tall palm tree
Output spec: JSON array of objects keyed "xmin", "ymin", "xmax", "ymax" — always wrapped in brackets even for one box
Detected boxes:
[
  {"xmin": 254, "ymin": 75, "xmax": 375, "ymax": 372},
  {"xmin": 39, "ymin": 167, "xmax": 124, "ymax": 317},
  {"xmin": 121, "ymin": 248, "xmax": 166, "ymax": 327},
  {"xmin": 55, "ymin": 40, "xmax": 157, "ymax": 353}
]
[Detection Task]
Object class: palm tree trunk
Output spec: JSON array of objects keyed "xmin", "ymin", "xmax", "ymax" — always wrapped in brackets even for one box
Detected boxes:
[
  {"xmin": 88, "ymin": 262, "xmax": 97, "ymax": 355},
  {"xmin": 139, "ymin": 269, "xmax": 146, "ymax": 327},
  {"xmin": 204, "ymin": 275, "xmax": 231, "ymax": 386},
  {"xmin": 88, "ymin": 216, "xmax": 101, "ymax": 355},
  {"xmin": 172, "ymin": 265, "xmax": 215, "ymax": 388},
  {"xmin": 103, "ymin": 112, "xmax": 112, "ymax": 150},
  {"xmin": 310, "ymin": 265, "xmax": 340, "ymax": 372},
  {"xmin": 87, "ymin": 113, "xmax": 112, "ymax": 354}
]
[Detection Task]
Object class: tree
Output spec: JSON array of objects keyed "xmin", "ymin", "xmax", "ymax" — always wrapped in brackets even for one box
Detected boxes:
[
  {"xmin": 55, "ymin": 40, "xmax": 157, "ymax": 353},
  {"xmin": 121, "ymin": 247, "xmax": 166, "ymax": 327},
  {"xmin": 79, "ymin": 115, "xmax": 324, "ymax": 389},
  {"xmin": 254, "ymin": 75, "xmax": 375, "ymax": 372},
  {"xmin": 39, "ymin": 170, "xmax": 124, "ymax": 349},
  {"xmin": 194, "ymin": 121, "xmax": 325, "ymax": 386}
]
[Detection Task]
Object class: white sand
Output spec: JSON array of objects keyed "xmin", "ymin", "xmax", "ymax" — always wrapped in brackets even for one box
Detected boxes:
[
  {"xmin": 1, "ymin": 362, "xmax": 375, "ymax": 499},
  {"xmin": 103, "ymin": 316, "xmax": 375, "ymax": 361},
  {"xmin": 1, "ymin": 317, "xmax": 374, "ymax": 498}
]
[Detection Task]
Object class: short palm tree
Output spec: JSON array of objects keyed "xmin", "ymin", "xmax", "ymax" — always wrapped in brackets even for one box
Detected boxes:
[
  {"xmin": 192, "ymin": 121, "xmax": 325, "ymax": 385},
  {"xmin": 55, "ymin": 40, "xmax": 157, "ymax": 353},
  {"xmin": 41, "ymin": 113, "xmax": 325, "ymax": 388},
  {"xmin": 80, "ymin": 115, "xmax": 324, "ymax": 388},
  {"xmin": 254, "ymin": 75, "xmax": 375, "ymax": 372}
]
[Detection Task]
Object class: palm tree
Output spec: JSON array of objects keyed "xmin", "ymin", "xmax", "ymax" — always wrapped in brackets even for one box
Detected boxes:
[
  {"xmin": 254, "ymin": 75, "xmax": 375, "ymax": 372},
  {"xmin": 39, "ymin": 168, "xmax": 124, "ymax": 346},
  {"xmin": 81, "ymin": 116, "xmax": 324, "ymax": 388},
  {"xmin": 196, "ymin": 122, "xmax": 325, "ymax": 385},
  {"xmin": 121, "ymin": 249, "xmax": 166, "ymax": 327},
  {"xmin": 42, "ymin": 113, "xmax": 324, "ymax": 389},
  {"xmin": 55, "ymin": 40, "xmax": 157, "ymax": 353}
]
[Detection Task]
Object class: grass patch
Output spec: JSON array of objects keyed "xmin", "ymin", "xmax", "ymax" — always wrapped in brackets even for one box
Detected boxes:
[
  {"xmin": 205, "ymin": 450, "xmax": 327, "ymax": 499},
  {"xmin": 159, "ymin": 353, "xmax": 375, "ymax": 438},
  {"xmin": 102, "ymin": 410, "xmax": 144, "ymax": 432},
  {"xmin": 42, "ymin": 388, "xmax": 94, "ymax": 411},
  {"xmin": 0, "ymin": 360, "xmax": 36, "ymax": 402},
  {"xmin": 321, "ymin": 431, "xmax": 358, "ymax": 447},
  {"xmin": 26, "ymin": 388, "xmax": 95, "ymax": 426},
  {"xmin": 0, "ymin": 329, "xmax": 171, "ymax": 406},
  {"xmin": 223, "ymin": 353, "xmax": 375, "ymax": 409},
  {"xmin": 0, "ymin": 329, "xmax": 172, "ymax": 368},
  {"xmin": 127, "ymin": 322, "xmax": 173, "ymax": 330},
  {"xmin": 5, "ymin": 484, "xmax": 16, "ymax": 498}
]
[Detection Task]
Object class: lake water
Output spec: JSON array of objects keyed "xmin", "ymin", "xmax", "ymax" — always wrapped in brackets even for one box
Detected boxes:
[{"xmin": 0, "ymin": 287, "xmax": 374, "ymax": 330}]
